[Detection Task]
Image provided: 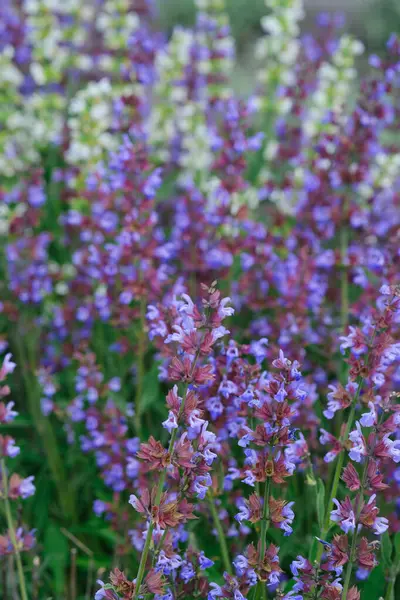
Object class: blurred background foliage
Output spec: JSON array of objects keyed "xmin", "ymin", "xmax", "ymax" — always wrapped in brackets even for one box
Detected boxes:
[
  {"xmin": 156, "ymin": 0, "xmax": 400, "ymax": 53},
  {"xmin": 155, "ymin": 0, "xmax": 400, "ymax": 95}
]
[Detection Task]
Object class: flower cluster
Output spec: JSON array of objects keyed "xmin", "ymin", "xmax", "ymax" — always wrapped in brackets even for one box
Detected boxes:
[
  {"xmin": 0, "ymin": 1, "xmax": 399, "ymax": 599},
  {"xmin": 96, "ymin": 285, "xmax": 232, "ymax": 598},
  {"xmin": 0, "ymin": 353, "xmax": 36, "ymax": 566},
  {"xmin": 292, "ymin": 288, "xmax": 400, "ymax": 597},
  {"xmin": 215, "ymin": 351, "xmax": 306, "ymax": 597}
]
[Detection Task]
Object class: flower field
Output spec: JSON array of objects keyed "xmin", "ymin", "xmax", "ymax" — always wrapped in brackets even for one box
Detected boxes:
[{"xmin": 1, "ymin": 1, "xmax": 400, "ymax": 599}]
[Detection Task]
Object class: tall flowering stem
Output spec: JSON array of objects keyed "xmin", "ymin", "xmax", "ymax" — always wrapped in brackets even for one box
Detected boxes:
[
  {"xmin": 339, "ymin": 197, "xmax": 350, "ymax": 386},
  {"xmin": 221, "ymin": 349, "xmax": 307, "ymax": 600},
  {"xmin": 340, "ymin": 473, "xmax": 368, "ymax": 598},
  {"xmin": 0, "ymin": 352, "xmax": 35, "ymax": 600},
  {"xmin": 315, "ymin": 320, "xmax": 379, "ymax": 564},
  {"xmin": 132, "ymin": 423, "xmax": 179, "ymax": 600},
  {"xmin": 385, "ymin": 553, "xmax": 400, "ymax": 600},
  {"xmin": 339, "ymin": 212, "xmax": 349, "ymax": 336},
  {"xmin": 207, "ymin": 489, "xmax": 232, "ymax": 575},
  {"xmin": 134, "ymin": 296, "xmax": 148, "ymax": 436},
  {"xmin": 133, "ymin": 376, "xmax": 194, "ymax": 600},
  {"xmin": 341, "ymin": 403, "xmax": 390, "ymax": 599},
  {"xmin": 312, "ymin": 287, "xmax": 400, "ymax": 597},
  {"xmin": 1, "ymin": 458, "xmax": 28, "ymax": 600},
  {"xmin": 128, "ymin": 283, "xmax": 234, "ymax": 600},
  {"xmin": 13, "ymin": 331, "xmax": 76, "ymax": 521},
  {"xmin": 315, "ymin": 374, "xmax": 365, "ymax": 564},
  {"xmin": 255, "ymin": 477, "xmax": 271, "ymax": 600},
  {"xmin": 259, "ymin": 477, "xmax": 271, "ymax": 571}
]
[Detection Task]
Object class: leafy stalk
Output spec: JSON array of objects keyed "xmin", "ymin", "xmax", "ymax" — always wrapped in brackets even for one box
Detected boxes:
[
  {"xmin": 133, "ymin": 418, "xmax": 180, "ymax": 600},
  {"xmin": 315, "ymin": 375, "xmax": 364, "ymax": 564},
  {"xmin": 385, "ymin": 559, "xmax": 399, "ymax": 600},
  {"xmin": 339, "ymin": 204, "xmax": 350, "ymax": 338},
  {"xmin": 134, "ymin": 296, "xmax": 147, "ymax": 436},
  {"xmin": 316, "ymin": 324, "xmax": 378, "ymax": 564},
  {"xmin": 341, "ymin": 466, "xmax": 369, "ymax": 598},
  {"xmin": 1, "ymin": 458, "xmax": 29, "ymax": 600},
  {"xmin": 314, "ymin": 210, "xmax": 352, "ymax": 561},
  {"xmin": 341, "ymin": 408, "xmax": 386, "ymax": 598},
  {"xmin": 207, "ymin": 490, "xmax": 232, "ymax": 575},
  {"xmin": 260, "ymin": 478, "xmax": 271, "ymax": 562},
  {"xmin": 255, "ymin": 477, "xmax": 271, "ymax": 600},
  {"xmin": 133, "ymin": 366, "xmax": 197, "ymax": 599},
  {"xmin": 13, "ymin": 330, "xmax": 76, "ymax": 522}
]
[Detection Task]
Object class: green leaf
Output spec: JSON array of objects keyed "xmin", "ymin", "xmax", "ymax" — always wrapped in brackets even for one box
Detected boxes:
[
  {"xmin": 394, "ymin": 531, "xmax": 400, "ymax": 558},
  {"xmin": 316, "ymin": 478, "xmax": 325, "ymax": 531},
  {"xmin": 381, "ymin": 532, "xmax": 393, "ymax": 569},
  {"xmin": 74, "ymin": 523, "xmax": 118, "ymax": 544},
  {"xmin": 139, "ymin": 363, "xmax": 161, "ymax": 415},
  {"xmin": 44, "ymin": 522, "xmax": 69, "ymax": 595},
  {"xmin": 359, "ymin": 563, "xmax": 385, "ymax": 598}
]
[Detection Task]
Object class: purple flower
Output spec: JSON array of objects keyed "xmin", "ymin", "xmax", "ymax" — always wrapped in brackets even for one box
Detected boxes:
[
  {"xmin": 280, "ymin": 502, "xmax": 295, "ymax": 536},
  {"xmin": 218, "ymin": 298, "xmax": 234, "ymax": 318},
  {"xmin": 384, "ymin": 436, "xmax": 400, "ymax": 463},
  {"xmin": 373, "ymin": 516, "xmax": 389, "ymax": 535},
  {"xmin": 208, "ymin": 583, "xmax": 223, "ymax": 600},
  {"xmin": 233, "ymin": 554, "xmax": 248, "ymax": 576},
  {"xmin": 331, "ymin": 498, "xmax": 356, "ymax": 533},
  {"xmin": 198, "ymin": 551, "xmax": 214, "ymax": 570},
  {"xmin": 242, "ymin": 470, "xmax": 256, "ymax": 487},
  {"xmin": 108, "ymin": 377, "xmax": 121, "ymax": 392},
  {"xmin": 192, "ymin": 474, "xmax": 212, "ymax": 499},
  {"xmin": 291, "ymin": 556, "xmax": 308, "ymax": 576},
  {"xmin": 0, "ymin": 401, "xmax": 18, "ymax": 423},
  {"xmin": 94, "ymin": 581, "xmax": 119, "ymax": 600},
  {"xmin": 180, "ymin": 561, "xmax": 195, "ymax": 583},
  {"xmin": 348, "ymin": 422, "xmax": 366, "ymax": 463},
  {"xmin": 283, "ymin": 592, "xmax": 303, "ymax": 600},
  {"xmin": 162, "ymin": 411, "xmax": 178, "ymax": 433},
  {"xmin": 235, "ymin": 504, "xmax": 250, "ymax": 524},
  {"xmin": 4, "ymin": 438, "xmax": 20, "ymax": 458},
  {"xmin": 143, "ymin": 168, "xmax": 162, "ymax": 197},
  {"xmin": 93, "ymin": 500, "xmax": 107, "ymax": 516},
  {"xmin": 157, "ymin": 550, "xmax": 182, "ymax": 575},
  {"xmin": 360, "ymin": 402, "xmax": 377, "ymax": 427},
  {"xmin": 20, "ymin": 476, "xmax": 35, "ymax": 499},
  {"xmin": 1, "ymin": 354, "xmax": 16, "ymax": 377}
]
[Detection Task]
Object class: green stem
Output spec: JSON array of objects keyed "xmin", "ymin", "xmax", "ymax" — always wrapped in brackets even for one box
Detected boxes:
[
  {"xmin": 255, "ymin": 478, "xmax": 271, "ymax": 600},
  {"xmin": 133, "ymin": 517, "xmax": 156, "ymax": 600},
  {"xmin": 260, "ymin": 478, "xmax": 271, "ymax": 560},
  {"xmin": 315, "ymin": 376, "xmax": 363, "ymax": 564},
  {"xmin": 385, "ymin": 539, "xmax": 400, "ymax": 600},
  {"xmin": 341, "ymin": 484, "xmax": 366, "ymax": 600},
  {"xmin": 250, "ymin": 417, "xmax": 261, "ymax": 497},
  {"xmin": 339, "ymin": 210, "xmax": 349, "ymax": 337},
  {"xmin": 328, "ymin": 198, "xmax": 349, "ymax": 436},
  {"xmin": 133, "ymin": 377, "xmax": 192, "ymax": 600},
  {"xmin": 1, "ymin": 459, "xmax": 29, "ymax": 600},
  {"xmin": 341, "ymin": 526, "xmax": 358, "ymax": 599},
  {"xmin": 341, "ymin": 408, "xmax": 386, "ymax": 599},
  {"xmin": 316, "ymin": 319, "xmax": 379, "ymax": 565},
  {"xmin": 385, "ymin": 564, "xmax": 399, "ymax": 600},
  {"xmin": 207, "ymin": 491, "xmax": 232, "ymax": 575},
  {"xmin": 306, "ymin": 458, "xmax": 320, "ymax": 562},
  {"xmin": 134, "ymin": 430, "xmax": 176, "ymax": 600},
  {"xmin": 333, "ymin": 207, "xmax": 350, "ymax": 436},
  {"xmin": 133, "ymin": 427, "xmax": 178, "ymax": 599},
  {"xmin": 385, "ymin": 578, "xmax": 396, "ymax": 600},
  {"xmin": 13, "ymin": 331, "xmax": 76, "ymax": 522},
  {"xmin": 133, "ymin": 336, "xmax": 205, "ymax": 599},
  {"xmin": 152, "ymin": 528, "xmax": 168, "ymax": 568},
  {"xmin": 134, "ymin": 297, "xmax": 147, "ymax": 436}
]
